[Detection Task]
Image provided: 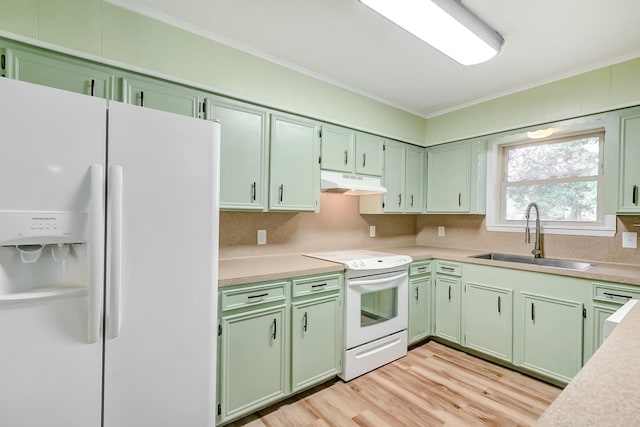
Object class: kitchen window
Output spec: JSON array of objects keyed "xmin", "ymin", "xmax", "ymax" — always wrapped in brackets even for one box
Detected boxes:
[
  {"xmin": 486, "ymin": 125, "xmax": 616, "ymax": 237},
  {"xmin": 501, "ymin": 131, "xmax": 604, "ymax": 222}
]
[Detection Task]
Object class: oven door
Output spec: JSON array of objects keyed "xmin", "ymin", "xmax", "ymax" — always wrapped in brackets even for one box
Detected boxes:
[{"xmin": 345, "ymin": 270, "xmax": 408, "ymax": 349}]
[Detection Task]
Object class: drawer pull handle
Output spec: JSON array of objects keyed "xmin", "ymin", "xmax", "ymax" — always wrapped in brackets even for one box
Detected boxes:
[
  {"xmin": 417, "ymin": 267, "xmax": 427, "ymax": 272},
  {"xmin": 90, "ymin": 79, "xmax": 95, "ymax": 97},
  {"xmin": 247, "ymin": 293, "xmax": 268, "ymax": 300},
  {"xmin": 415, "ymin": 286, "xmax": 419, "ymax": 301},
  {"xmin": 448, "ymin": 285, "xmax": 452, "ymax": 301},
  {"xmin": 362, "ymin": 152, "xmax": 367, "ymax": 168},
  {"xmin": 303, "ymin": 312, "xmax": 308, "ymax": 332},
  {"xmin": 498, "ymin": 296, "xmax": 501, "ymax": 314},
  {"xmin": 251, "ymin": 181, "xmax": 256, "ymax": 202},
  {"xmin": 311, "ymin": 283, "xmax": 328, "ymax": 289},
  {"xmin": 441, "ymin": 266, "xmax": 455, "ymax": 272},
  {"xmin": 458, "ymin": 192, "xmax": 462, "ymax": 207},
  {"xmin": 344, "ymin": 150, "xmax": 348, "ymax": 165},
  {"xmin": 633, "ymin": 184, "xmax": 638, "ymax": 205},
  {"xmin": 603, "ymin": 292, "xmax": 632, "ymax": 300},
  {"xmin": 279, "ymin": 184, "xmax": 284, "ymax": 203}
]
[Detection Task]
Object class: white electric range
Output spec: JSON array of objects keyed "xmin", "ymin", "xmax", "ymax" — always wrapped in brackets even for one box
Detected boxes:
[{"xmin": 305, "ymin": 250, "xmax": 412, "ymax": 380}]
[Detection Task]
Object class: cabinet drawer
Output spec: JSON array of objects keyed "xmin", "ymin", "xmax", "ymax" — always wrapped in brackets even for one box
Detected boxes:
[
  {"xmin": 292, "ymin": 274, "xmax": 341, "ymax": 298},
  {"xmin": 435, "ymin": 261, "xmax": 462, "ymax": 276},
  {"xmin": 593, "ymin": 283, "xmax": 640, "ymax": 304},
  {"xmin": 410, "ymin": 261, "xmax": 432, "ymax": 276},
  {"xmin": 220, "ymin": 281, "xmax": 288, "ymax": 312}
]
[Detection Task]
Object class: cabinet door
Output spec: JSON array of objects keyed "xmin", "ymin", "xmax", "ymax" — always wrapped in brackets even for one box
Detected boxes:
[
  {"xmin": 218, "ymin": 305, "xmax": 288, "ymax": 423},
  {"xmin": 291, "ymin": 295, "xmax": 342, "ymax": 392},
  {"xmin": 269, "ymin": 114, "xmax": 320, "ymax": 212},
  {"xmin": 121, "ymin": 76, "xmax": 200, "ymax": 117},
  {"xmin": 382, "ymin": 141, "xmax": 405, "ymax": 213},
  {"xmin": 518, "ymin": 293, "xmax": 583, "ymax": 383},
  {"xmin": 426, "ymin": 142, "xmax": 471, "ymax": 212},
  {"xmin": 208, "ymin": 97, "xmax": 269, "ymax": 210},
  {"xmin": 434, "ymin": 276, "xmax": 461, "ymax": 344},
  {"xmin": 405, "ymin": 145, "xmax": 425, "ymax": 213},
  {"xmin": 3, "ymin": 48, "xmax": 115, "ymax": 99},
  {"xmin": 355, "ymin": 132, "xmax": 384, "ymax": 176},
  {"xmin": 408, "ymin": 275, "xmax": 432, "ymax": 344},
  {"xmin": 321, "ymin": 124, "xmax": 355, "ymax": 173},
  {"xmin": 592, "ymin": 304, "xmax": 618, "ymax": 353},
  {"xmin": 465, "ymin": 283, "xmax": 513, "ymax": 362},
  {"xmin": 618, "ymin": 114, "xmax": 640, "ymax": 213}
]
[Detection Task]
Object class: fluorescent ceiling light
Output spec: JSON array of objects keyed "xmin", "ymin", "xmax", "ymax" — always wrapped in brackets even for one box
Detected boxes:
[{"xmin": 359, "ymin": 0, "xmax": 504, "ymax": 65}]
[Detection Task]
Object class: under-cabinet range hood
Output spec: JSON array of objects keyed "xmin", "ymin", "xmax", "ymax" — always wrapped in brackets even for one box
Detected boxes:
[{"xmin": 320, "ymin": 170, "xmax": 387, "ymax": 195}]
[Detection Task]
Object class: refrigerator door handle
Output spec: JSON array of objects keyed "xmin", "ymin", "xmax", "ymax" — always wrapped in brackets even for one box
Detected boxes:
[
  {"xmin": 108, "ymin": 165, "xmax": 123, "ymax": 339},
  {"xmin": 88, "ymin": 164, "xmax": 104, "ymax": 343}
]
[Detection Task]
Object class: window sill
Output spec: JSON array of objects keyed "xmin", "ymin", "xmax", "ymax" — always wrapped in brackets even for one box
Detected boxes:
[{"xmin": 486, "ymin": 214, "xmax": 616, "ymax": 237}]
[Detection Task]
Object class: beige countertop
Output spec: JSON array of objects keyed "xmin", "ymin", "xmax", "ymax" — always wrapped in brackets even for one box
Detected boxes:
[
  {"xmin": 218, "ymin": 245, "xmax": 640, "ymax": 287},
  {"xmin": 536, "ymin": 301, "xmax": 640, "ymax": 426}
]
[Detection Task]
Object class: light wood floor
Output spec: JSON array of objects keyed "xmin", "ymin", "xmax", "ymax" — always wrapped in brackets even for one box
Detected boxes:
[{"xmin": 227, "ymin": 340, "xmax": 561, "ymax": 427}]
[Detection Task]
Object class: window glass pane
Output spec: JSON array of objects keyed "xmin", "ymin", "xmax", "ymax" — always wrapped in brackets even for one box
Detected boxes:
[
  {"xmin": 506, "ymin": 136, "xmax": 600, "ymax": 182},
  {"xmin": 505, "ymin": 181, "xmax": 598, "ymax": 221}
]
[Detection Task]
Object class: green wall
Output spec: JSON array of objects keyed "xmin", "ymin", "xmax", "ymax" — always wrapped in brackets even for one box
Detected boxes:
[
  {"xmin": 426, "ymin": 58, "xmax": 640, "ymax": 145},
  {"xmin": 0, "ymin": 0, "xmax": 426, "ymax": 145}
]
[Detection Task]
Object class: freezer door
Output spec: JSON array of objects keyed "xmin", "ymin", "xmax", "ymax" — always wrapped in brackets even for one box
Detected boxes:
[
  {"xmin": 104, "ymin": 101, "xmax": 219, "ymax": 427},
  {"xmin": 0, "ymin": 78, "xmax": 105, "ymax": 426}
]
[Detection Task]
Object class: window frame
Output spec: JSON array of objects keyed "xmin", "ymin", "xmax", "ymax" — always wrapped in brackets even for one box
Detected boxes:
[
  {"xmin": 499, "ymin": 130, "xmax": 605, "ymax": 225},
  {"xmin": 485, "ymin": 119, "xmax": 617, "ymax": 238}
]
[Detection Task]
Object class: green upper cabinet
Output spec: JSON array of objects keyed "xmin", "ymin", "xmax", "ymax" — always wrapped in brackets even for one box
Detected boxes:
[
  {"xmin": 320, "ymin": 124, "xmax": 356, "ymax": 173},
  {"xmin": 269, "ymin": 113, "xmax": 321, "ymax": 212},
  {"xmin": 382, "ymin": 141, "xmax": 406, "ymax": 213},
  {"xmin": 121, "ymin": 75, "xmax": 201, "ymax": 118},
  {"xmin": 464, "ymin": 282, "xmax": 513, "ymax": 362},
  {"xmin": 355, "ymin": 132, "xmax": 384, "ymax": 176},
  {"xmin": 2, "ymin": 47, "xmax": 115, "ymax": 99},
  {"xmin": 426, "ymin": 139, "xmax": 486, "ymax": 213},
  {"xmin": 360, "ymin": 141, "xmax": 425, "ymax": 214},
  {"xmin": 207, "ymin": 97, "xmax": 269, "ymax": 211},
  {"xmin": 618, "ymin": 113, "xmax": 640, "ymax": 213},
  {"xmin": 405, "ymin": 145, "xmax": 425, "ymax": 213},
  {"xmin": 516, "ymin": 292, "xmax": 583, "ymax": 383}
]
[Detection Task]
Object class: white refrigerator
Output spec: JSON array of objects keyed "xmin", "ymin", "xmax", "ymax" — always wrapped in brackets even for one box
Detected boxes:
[{"xmin": 0, "ymin": 77, "xmax": 219, "ymax": 427}]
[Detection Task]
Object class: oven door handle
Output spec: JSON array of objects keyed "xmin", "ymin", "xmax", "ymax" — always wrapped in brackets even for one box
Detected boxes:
[{"xmin": 348, "ymin": 272, "xmax": 407, "ymax": 291}]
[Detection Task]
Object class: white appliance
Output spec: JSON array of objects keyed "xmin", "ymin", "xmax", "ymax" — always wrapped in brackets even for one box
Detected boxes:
[
  {"xmin": 603, "ymin": 299, "xmax": 638, "ymax": 340},
  {"xmin": 305, "ymin": 250, "xmax": 411, "ymax": 380},
  {"xmin": 0, "ymin": 78, "xmax": 219, "ymax": 427},
  {"xmin": 320, "ymin": 170, "xmax": 387, "ymax": 195}
]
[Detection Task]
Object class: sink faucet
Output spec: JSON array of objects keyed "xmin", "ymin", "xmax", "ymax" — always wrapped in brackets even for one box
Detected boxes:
[{"xmin": 525, "ymin": 202, "xmax": 542, "ymax": 258}]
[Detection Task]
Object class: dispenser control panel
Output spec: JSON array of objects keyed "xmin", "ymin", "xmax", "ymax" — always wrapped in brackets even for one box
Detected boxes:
[{"xmin": 0, "ymin": 211, "xmax": 88, "ymax": 245}]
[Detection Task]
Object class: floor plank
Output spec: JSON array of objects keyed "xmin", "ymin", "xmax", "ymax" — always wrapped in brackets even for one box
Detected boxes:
[{"xmin": 226, "ymin": 341, "xmax": 561, "ymax": 427}]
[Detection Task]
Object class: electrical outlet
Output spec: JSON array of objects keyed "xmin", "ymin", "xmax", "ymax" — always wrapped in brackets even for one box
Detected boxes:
[
  {"xmin": 257, "ymin": 229, "xmax": 267, "ymax": 245},
  {"xmin": 438, "ymin": 226, "xmax": 445, "ymax": 237},
  {"xmin": 622, "ymin": 231, "xmax": 637, "ymax": 249},
  {"xmin": 370, "ymin": 225, "xmax": 376, "ymax": 237}
]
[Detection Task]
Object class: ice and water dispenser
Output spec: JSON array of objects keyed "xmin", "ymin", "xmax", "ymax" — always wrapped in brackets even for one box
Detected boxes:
[{"xmin": 0, "ymin": 211, "xmax": 91, "ymax": 300}]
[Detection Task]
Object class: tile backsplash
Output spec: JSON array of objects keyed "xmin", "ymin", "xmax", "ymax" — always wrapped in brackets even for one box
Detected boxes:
[
  {"xmin": 219, "ymin": 193, "xmax": 640, "ymax": 265},
  {"xmin": 416, "ymin": 215, "xmax": 640, "ymax": 265}
]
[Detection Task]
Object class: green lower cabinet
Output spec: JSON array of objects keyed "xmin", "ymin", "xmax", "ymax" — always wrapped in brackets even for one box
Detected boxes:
[
  {"xmin": 592, "ymin": 304, "xmax": 618, "ymax": 353},
  {"xmin": 464, "ymin": 282, "xmax": 513, "ymax": 362},
  {"xmin": 434, "ymin": 276, "xmax": 461, "ymax": 344},
  {"xmin": 291, "ymin": 294, "xmax": 342, "ymax": 392},
  {"xmin": 517, "ymin": 292, "xmax": 583, "ymax": 383},
  {"xmin": 218, "ymin": 304, "xmax": 288, "ymax": 424},
  {"xmin": 408, "ymin": 275, "xmax": 432, "ymax": 344}
]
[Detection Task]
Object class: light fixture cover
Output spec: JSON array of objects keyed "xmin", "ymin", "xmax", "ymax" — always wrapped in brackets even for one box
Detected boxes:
[{"xmin": 359, "ymin": 0, "xmax": 504, "ymax": 65}]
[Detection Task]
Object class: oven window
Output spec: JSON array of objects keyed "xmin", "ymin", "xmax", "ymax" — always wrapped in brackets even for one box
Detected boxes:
[{"xmin": 360, "ymin": 288, "xmax": 398, "ymax": 327}]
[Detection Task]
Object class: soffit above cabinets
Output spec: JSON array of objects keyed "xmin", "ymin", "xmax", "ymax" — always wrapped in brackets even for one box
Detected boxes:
[{"xmin": 108, "ymin": 0, "xmax": 640, "ymax": 118}]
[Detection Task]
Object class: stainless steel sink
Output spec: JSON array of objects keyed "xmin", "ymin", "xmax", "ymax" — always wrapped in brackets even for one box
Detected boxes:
[{"xmin": 470, "ymin": 253, "xmax": 594, "ymax": 271}]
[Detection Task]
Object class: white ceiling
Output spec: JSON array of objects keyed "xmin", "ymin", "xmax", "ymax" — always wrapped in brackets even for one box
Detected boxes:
[{"xmin": 109, "ymin": 0, "xmax": 640, "ymax": 118}]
